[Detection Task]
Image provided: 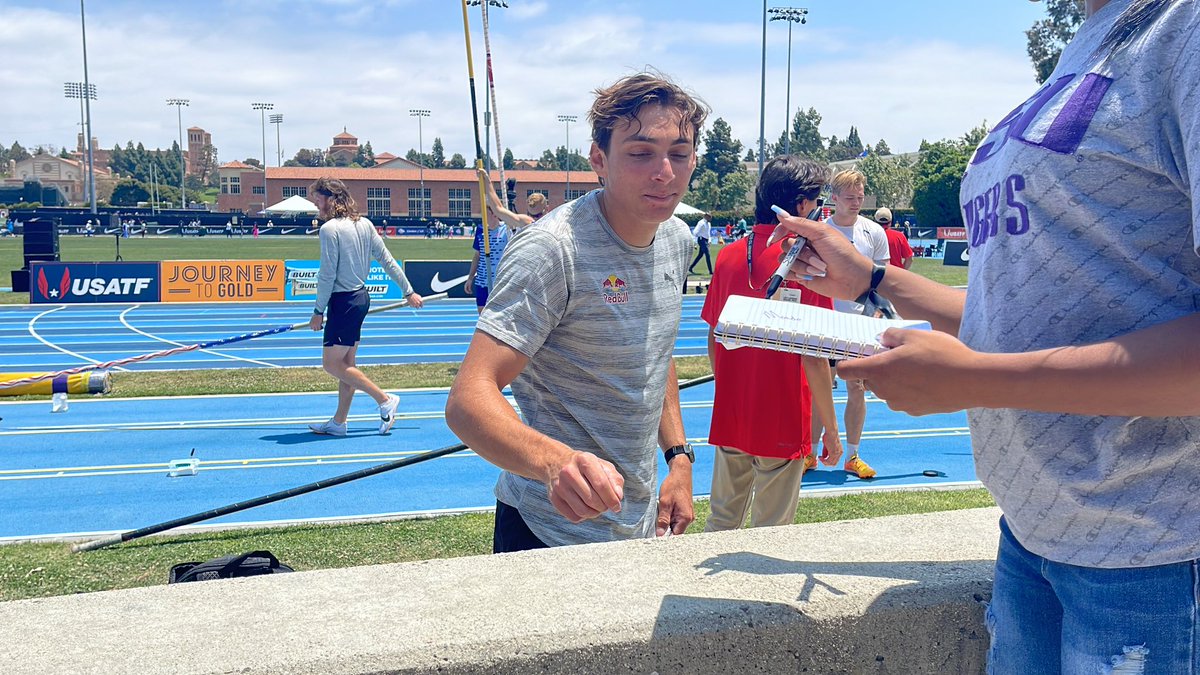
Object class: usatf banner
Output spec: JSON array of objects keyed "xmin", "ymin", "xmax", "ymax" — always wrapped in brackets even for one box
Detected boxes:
[
  {"xmin": 160, "ymin": 260, "xmax": 285, "ymax": 302},
  {"xmin": 30, "ymin": 262, "xmax": 161, "ymax": 304},
  {"xmin": 936, "ymin": 227, "xmax": 967, "ymax": 241}
]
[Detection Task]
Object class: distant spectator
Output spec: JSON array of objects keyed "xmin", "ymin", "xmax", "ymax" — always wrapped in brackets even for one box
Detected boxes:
[{"xmin": 875, "ymin": 207, "xmax": 913, "ymax": 269}]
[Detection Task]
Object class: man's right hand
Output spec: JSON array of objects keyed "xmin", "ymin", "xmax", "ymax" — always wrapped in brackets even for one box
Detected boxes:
[
  {"xmin": 546, "ymin": 451, "xmax": 625, "ymax": 523},
  {"xmin": 463, "ymin": 280, "xmax": 473, "ymax": 295},
  {"xmin": 767, "ymin": 214, "xmax": 873, "ymax": 302}
]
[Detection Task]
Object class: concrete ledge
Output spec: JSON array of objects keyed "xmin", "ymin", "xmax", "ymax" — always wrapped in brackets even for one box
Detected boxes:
[{"xmin": 0, "ymin": 507, "xmax": 1001, "ymax": 674}]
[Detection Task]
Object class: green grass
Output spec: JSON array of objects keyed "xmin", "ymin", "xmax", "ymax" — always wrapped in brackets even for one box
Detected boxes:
[{"xmin": 0, "ymin": 489, "xmax": 995, "ymax": 602}]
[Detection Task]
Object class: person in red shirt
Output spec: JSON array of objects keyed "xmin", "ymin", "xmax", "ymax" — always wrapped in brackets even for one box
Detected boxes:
[
  {"xmin": 875, "ymin": 207, "xmax": 913, "ymax": 269},
  {"xmin": 700, "ymin": 155, "xmax": 844, "ymax": 531}
]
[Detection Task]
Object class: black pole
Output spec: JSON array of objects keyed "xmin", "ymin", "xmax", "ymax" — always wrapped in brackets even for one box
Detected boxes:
[
  {"xmin": 73, "ymin": 442, "xmax": 467, "ymax": 552},
  {"xmin": 73, "ymin": 373, "xmax": 715, "ymax": 553}
]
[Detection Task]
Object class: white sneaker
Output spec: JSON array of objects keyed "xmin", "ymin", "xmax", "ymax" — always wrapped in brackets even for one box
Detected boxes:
[
  {"xmin": 378, "ymin": 394, "xmax": 400, "ymax": 434},
  {"xmin": 309, "ymin": 418, "xmax": 347, "ymax": 437}
]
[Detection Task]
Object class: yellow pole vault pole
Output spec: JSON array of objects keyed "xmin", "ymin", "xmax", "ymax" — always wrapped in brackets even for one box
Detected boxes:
[{"xmin": 460, "ymin": 0, "xmax": 495, "ymax": 290}]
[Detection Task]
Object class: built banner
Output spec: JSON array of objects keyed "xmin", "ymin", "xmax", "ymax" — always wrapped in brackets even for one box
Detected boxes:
[{"xmin": 284, "ymin": 260, "xmax": 414, "ymax": 301}]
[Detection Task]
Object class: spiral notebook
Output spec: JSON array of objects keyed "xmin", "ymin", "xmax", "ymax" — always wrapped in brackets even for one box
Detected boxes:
[{"xmin": 714, "ymin": 295, "xmax": 931, "ymax": 360}]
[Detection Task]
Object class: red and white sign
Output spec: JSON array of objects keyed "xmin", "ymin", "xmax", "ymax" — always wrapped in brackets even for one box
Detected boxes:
[{"xmin": 937, "ymin": 227, "xmax": 967, "ymax": 240}]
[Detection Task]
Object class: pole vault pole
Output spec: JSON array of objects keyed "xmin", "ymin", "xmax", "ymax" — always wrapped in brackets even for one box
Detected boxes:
[
  {"xmin": 71, "ymin": 374, "xmax": 716, "ymax": 553},
  {"xmin": 0, "ymin": 294, "xmax": 446, "ymax": 393},
  {"xmin": 460, "ymin": 0, "xmax": 496, "ymax": 291},
  {"xmin": 480, "ymin": 1, "xmax": 508, "ymax": 214}
]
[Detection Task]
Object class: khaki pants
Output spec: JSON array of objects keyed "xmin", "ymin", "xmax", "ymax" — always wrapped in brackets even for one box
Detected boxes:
[{"xmin": 704, "ymin": 445, "xmax": 805, "ymax": 531}]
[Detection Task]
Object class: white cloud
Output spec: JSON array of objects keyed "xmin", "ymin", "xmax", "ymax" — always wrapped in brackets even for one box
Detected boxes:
[{"xmin": 0, "ymin": 3, "xmax": 1039, "ymax": 169}]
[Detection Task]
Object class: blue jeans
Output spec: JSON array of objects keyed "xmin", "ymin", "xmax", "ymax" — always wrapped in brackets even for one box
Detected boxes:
[{"xmin": 987, "ymin": 516, "xmax": 1199, "ymax": 674}]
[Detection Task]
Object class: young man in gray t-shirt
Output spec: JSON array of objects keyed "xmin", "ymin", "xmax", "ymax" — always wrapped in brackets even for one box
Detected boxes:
[{"xmin": 446, "ymin": 73, "xmax": 709, "ymax": 551}]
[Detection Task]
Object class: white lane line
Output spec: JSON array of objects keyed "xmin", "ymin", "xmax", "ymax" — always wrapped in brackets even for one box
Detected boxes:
[
  {"xmin": 118, "ymin": 305, "xmax": 282, "ymax": 368},
  {"xmin": 27, "ymin": 305, "xmax": 129, "ymax": 372},
  {"xmin": 0, "ymin": 449, "xmax": 483, "ymax": 481}
]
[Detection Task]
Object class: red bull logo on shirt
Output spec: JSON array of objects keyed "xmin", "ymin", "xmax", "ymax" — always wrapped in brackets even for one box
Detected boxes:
[{"xmin": 601, "ymin": 274, "xmax": 630, "ymax": 304}]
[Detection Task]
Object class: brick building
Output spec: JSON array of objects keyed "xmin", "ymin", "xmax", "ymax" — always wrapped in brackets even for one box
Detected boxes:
[{"xmin": 216, "ymin": 165, "xmax": 600, "ymax": 218}]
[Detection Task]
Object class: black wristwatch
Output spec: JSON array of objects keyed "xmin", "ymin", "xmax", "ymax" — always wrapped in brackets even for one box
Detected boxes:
[{"xmin": 663, "ymin": 443, "xmax": 695, "ymax": 464}]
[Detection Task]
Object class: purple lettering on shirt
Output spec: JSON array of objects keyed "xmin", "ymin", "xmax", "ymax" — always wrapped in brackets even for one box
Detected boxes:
[
  {"xmin": 971, "ymin": 72, "xmax": 1111, "ymax": 164},
  {"xmin": 1005, "ymin": 174, "xmax": 1030, "ymax": 235}
]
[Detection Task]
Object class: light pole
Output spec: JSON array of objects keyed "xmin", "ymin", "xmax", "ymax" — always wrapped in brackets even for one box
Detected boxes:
[
  {"xmin": 409, "ymin": 109, "xmax": 430, "ymax": 218},
  {"xmin": 252, "ymin": 102, "xmax": 273, "ymax": 208},
  {"xmin": 78, "ymin": 0, "xmax": 98, "ymax": 214},
  {"xmin": 557, "ymin": 114, "xmax": 577, "ymax": 202},
  {"xmin": 269, "ymin": 114, "xmax": 283, "ymax": 166},
  {"xmin": 757, "ymin": 0, "xmax": 768, "ymax": 176},
  {"xmin": 769, "ymin": 7, "xmax": 808, "ymax": 156},
  {"xmin": 64, "ymin": 82, "xmax": 96, "ymax": 206},
  {"xmin": 166, "ymin": 98, "xmax": 189, "ymax": 208}
]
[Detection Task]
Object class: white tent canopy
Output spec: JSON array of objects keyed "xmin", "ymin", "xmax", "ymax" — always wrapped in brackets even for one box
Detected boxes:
[
  {"xmin": 262, "ymin": 194, "xmax": 319, "ymax": 215},
  {"xmin": 673, "ymin": 201, "xmax": 703, "ymax": 216}
]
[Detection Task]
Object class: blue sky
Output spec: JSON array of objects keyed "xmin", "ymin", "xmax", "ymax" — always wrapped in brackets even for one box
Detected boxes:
[{"xmin": 0, "ymin": 0, "xmax": 1051, "ymax": 166}]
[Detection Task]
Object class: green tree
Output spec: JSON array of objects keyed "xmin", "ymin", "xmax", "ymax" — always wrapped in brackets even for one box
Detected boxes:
[
  {"xmin": 538, "ymin": 148, "xmax": 557, "ymax": 169},
  {"xmin": 448, "ymin": 153, "xmax": 467, "ymax": 169},
  {"xmin": 503, "ymin": 148, "xmax": 515, "ymax": 170},
  {"xmin": 858, "ymin": 153, "xmax": 914, "ymax": 210},
  {"xmin": 772, "ymin": 107, "xmax": 825, "ymax": 160},
  {"xmin": 699, "ymin": 118, "xmax": 743, "ymax": 182},
  {"xmin": 353, "ymin": 141, "xmax": 376, "ymax": 168},
  {"xmin": 430, "ymin": 138, "xmax": 446, "ymax": 168},
  {"xmin": 243, "ymin": 158, "xmax": 263, "ymax": 168},
  {"xmin": 744, "ymin": 148, "xmax": 755, "ymax": 162},
  {"xmin": 683, "ymin": 168, "xmax": 721, "ymax": 211},
  {"xmin": 717, "ymin": 171, "xmax": 755, "ymax": 211},
  {"xmin": 286, "ymin": 148, "xmax": 326, "ymax": 167},
  {"xmin": 1026, "ymin": 0, "xmax": 1085, "ymax": 83},
  {"xmin": 874, "ymin": 139, "xmax": 892, "ymax": 156},
  {"xmin": 960, "ymin": 121, "xmax": 990, "ymax": 150},
  {"xmin": 109, "ymin": 179, "xmax": 151, "ymax": 206},
  {"xmin": 9, "ymin": 141, "xmax": 31, "ymax": 163},
  {"xmin": 911, "ymin": 140, "xmax": 971, "ymax": 228}
]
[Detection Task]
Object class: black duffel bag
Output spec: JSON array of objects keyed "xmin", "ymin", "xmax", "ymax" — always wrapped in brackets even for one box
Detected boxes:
[{"xmin": 168, "ymin": 550, "xmax": 294, "ymax": 583}]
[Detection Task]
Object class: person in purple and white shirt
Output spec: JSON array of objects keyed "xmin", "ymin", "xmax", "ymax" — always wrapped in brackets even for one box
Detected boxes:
[{"xmin": 769, "ymin": 1, "xmax": 1200, "ymax": 671}]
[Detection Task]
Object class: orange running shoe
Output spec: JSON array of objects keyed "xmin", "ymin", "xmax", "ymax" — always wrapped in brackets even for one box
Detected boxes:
[
  {"xmin": 844, "ymin": 455, "xmax": 876, "ymax": 479},
  {"xmin": 802, "ymin": 454, "xmax": 818, "ymax": 472}
]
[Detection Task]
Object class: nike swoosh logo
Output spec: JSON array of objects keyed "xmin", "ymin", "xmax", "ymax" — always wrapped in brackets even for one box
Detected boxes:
[
  {"xmin": 961, "ymin": 249, "xmax": 970, "ymax": 262},
  {"xmin": 430, "ymin": 272, "xmax": 470, "ymax": 293},
  {"xmin": 104, "ymin": 228, "xmax": 118, "ymax": 234},
  {"xmin": 281, "ymin": 228, "xmax": 297, "ymax": 234},
  {"xmin": 156, "ymin": 228, "xmax": 172, "ymax": 235}
]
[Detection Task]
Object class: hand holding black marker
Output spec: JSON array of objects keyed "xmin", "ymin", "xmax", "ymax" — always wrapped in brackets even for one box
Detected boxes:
[{"xmin": 764, "ymin": 204, "xmax": 818, "ymax": 299}]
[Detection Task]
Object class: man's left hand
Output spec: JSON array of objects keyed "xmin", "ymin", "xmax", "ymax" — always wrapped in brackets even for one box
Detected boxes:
[
  {"xmin": 655, "ymin": 457, "xmax": 694, "ymax": 536},
  {"xmin": 309, "ymin": 313, "xmax": 323, "ymax": 331}
]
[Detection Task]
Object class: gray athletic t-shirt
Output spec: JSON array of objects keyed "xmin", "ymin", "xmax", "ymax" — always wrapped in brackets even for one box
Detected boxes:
[
  {"xmin": 477, "ymin": 190, "xmax": 691, "ymax": 547},
  {"xmin": 958, "ymin": 0, "xmax": 1200, "ymax": 568}
]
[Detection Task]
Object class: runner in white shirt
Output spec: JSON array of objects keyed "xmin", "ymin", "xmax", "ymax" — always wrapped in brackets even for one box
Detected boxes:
[{"xmin": 813, "ymin": 170, "xmax": 888, "ymax": 479}]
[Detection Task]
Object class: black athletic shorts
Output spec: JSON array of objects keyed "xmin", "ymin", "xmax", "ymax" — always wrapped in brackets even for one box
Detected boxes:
[
  {"xmin": 493, "ymin": 500, "xmax": 548, "ymax": 553},
  {"xmin": 323, "ymin": 287, "xmax": 370, "ymax": 347}
]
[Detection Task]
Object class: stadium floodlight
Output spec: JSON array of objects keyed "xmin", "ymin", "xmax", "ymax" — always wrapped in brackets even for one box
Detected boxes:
[
  {"xmin": 269, "ymin": 114, "xmax": 284, "ymax": 166},
  {"xmin": 557, "ymin": 115, "xmax": 577, "ymax": 202},
  {"xmin": 768, "ymin": 7, "xmax": 809, "ymax": 156},
  {"xmin": 64, "ymin": 82, "xmax": 97, "ymax": 208},
  {"xmin": 252, "ymin": 102, "xmax": 274, "ymax": 207},
  {"xmin": 166, "ymin": 98, "xmax": 190, "ymax": 208},
  {"xmin": 409, "ymin": 109, "xmax": 431, "ymax": 217}
]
